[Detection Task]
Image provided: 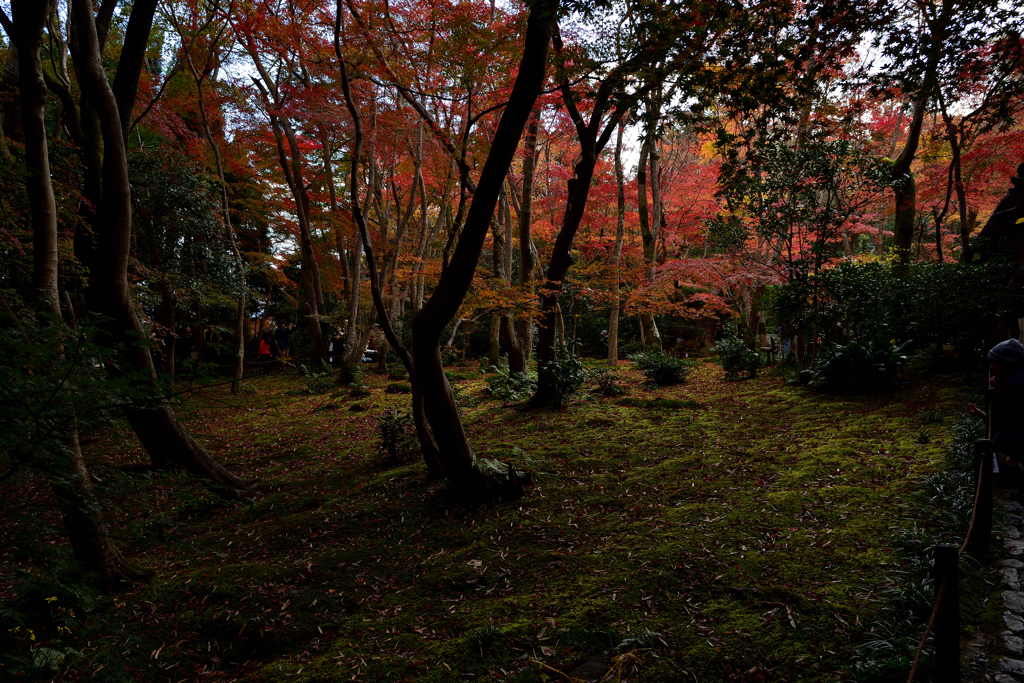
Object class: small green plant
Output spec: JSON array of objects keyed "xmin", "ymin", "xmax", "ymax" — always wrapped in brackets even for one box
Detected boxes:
[
  {"xmin": 536, "ymin": 349, "xmax": 585, "ymax": 408},
  {"xmin": 714, "ymin": 336, "xmax": 762, "ymax": 380},
  {"xmin": 485, "ymin": 362, "xmax": 537, "ymax": 402},
  {"xmin": 336, "ymin": 363, "xmax": 364, "ymax": 388},
  {"xmin": 376, "ymin": 409, "xmax": 417, "ymax": 463},
  {"xmin": 809, "ymin": 336, "xmax": 912, "ymax": 393},
  {"xmin": 589, "ymin": 367, "xmax": 624, "ymax": 396},
  {"xmin": 451, "ymin": 382, "xmax": 479, "ymax": 408},
  {"xmin": 298, "ymin": 364, "xmax": 332, "ymax": 394},
  {"xmin": 627, "ymin": 351, "xmax": 694, "ymax": 387}
]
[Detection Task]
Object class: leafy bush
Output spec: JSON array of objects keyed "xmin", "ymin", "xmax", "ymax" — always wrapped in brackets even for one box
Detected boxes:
[
  {"xmin": 485, "ymin": 363, "xmax": 537, "ymax": 402},
  {"xmin": 589, "ymin": 367, "xmax": 624, "ymax": 396},
  {"xmin": 767, "ymin": 260, "xmax": 1021, "ymax": 366},
  {"xmin": 627, "ymin": 351, "xmax": 694, "ymax": 387},
  {"xmin": 537, "ymin": 352, "xmax": 585, "ymax": 408},
  {"xmin": 808, "ymin": 336, "xmax": 911, "ymax": 393},
  {"xmin": 298, "ymin": 364, "xmax": 332, "ymax": 394},
  {"xmin": 376, "ymin": 409, "xmax": 417, "ymax": 463},
  {"xmin": 450, "ymin": 382, "xmax": 478, "ymax": 409},
  {"xmin": 714, "ymin": 337, "xmax": 761, "ymax": 380},
  {"xmin": 336, "ymin": 363, "xmax": 364, "ymax": 388}
]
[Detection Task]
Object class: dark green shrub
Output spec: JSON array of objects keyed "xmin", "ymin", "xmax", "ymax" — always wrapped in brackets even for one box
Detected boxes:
[
  {"xmin": 376, "ymin": 409, "xmax": 417, "ymax": 463},
  {"xmin": 589, "ymin": 367, "xmax": 624, "ymax": 396},
  {"xmin": 336, "ymin": 363, "xmax": 364, "ymax": 387},
  {"xmin": 809, "ymin": 336, "xmax": 911, "ymax": 393},
  {"xmin": 537, "ymin": 353, "xmax": 585, "ymax": 408},
  {"xmin": 714, "ymin": 337, "xmax": 761, "ymax": 380},
  {"xmin": 298, "ymin": 364, "xmax": 332, "ymax": 394},
  {"xmin": 627, "ymin": 351, "xmax": 694, "ymax": 387},
  {"xmin": 485, "ymin": 363, "xmax": 537, "ymax": 402}
]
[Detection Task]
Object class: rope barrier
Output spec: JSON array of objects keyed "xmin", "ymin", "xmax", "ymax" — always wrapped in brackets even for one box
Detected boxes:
[
  {"xmin": 959, "ymin": 455, "xmax": 988, "ymax": 558},
  {"xmin": 905, "ymin": 444, "xmax": 989, "ymax": 683},
  {"xmin": 906, "ymin": 577, "xmax": 948, "ymax": 683}
]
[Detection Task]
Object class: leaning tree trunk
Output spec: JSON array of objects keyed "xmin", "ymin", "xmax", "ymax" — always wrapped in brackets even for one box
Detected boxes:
[
  {"xmin": 334, "ymin": 4, "xmax": 444, "ymax": 478},
  {"xmin": 407, "ymin": 0, "xmax": 557, "ymax": 501},
  {"xmin": 70, "ymin": 0, "xmax": 246, "ymax": 493},
  {"xmin": 15, "ymin": 0, "xmax": 147, "ymax": 587}
]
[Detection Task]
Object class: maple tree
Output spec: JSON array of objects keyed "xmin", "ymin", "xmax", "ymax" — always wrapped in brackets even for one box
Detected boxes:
[{"xmin": 2, "ymin": 0, "xmax": 1024, "ymax": 592}]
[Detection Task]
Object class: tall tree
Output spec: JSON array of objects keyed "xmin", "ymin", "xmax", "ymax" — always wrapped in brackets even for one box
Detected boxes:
[
  {"xmin": 2, "ymin": 0, "xmax": 146, "ymax": 587},
  {"xmin": 65, "ymin": 0, "xmax": 245, "ymax": 491},
  {"xmin": 345, "ymin": 0, "xmax": 560, "ymax": 502}
]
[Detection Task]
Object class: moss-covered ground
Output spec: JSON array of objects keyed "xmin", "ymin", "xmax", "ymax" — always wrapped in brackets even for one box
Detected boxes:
[{"xmin": 2, "ymin": 360, "xmax": 983, "ymax": 681}]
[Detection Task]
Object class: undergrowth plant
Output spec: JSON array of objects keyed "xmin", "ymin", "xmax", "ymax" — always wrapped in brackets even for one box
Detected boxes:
[
  {"xmin": 809, "ymin": 336, "xmax": 912, "ymax": 393},
  {"xmin": 589, "ymin": 367, "xmax": 624, "ymax": 396},
  {"xmin": 298, "ymin": 364, "xmax": 333, "ymax": 394},
  {"xmin": 851, "ymin": 412, "xmax": 984, "ymax": 681},
  {"xmin": 536, "ymin": 348, "xmax": 585, "ymax": 408},
  {"xmin": 714, "ymin": 337, "xmax": 762, "ymax": 380},
  {"xmin": 375, "ymin": 408, "xmax": 417, "ymax": 464},
  {"xmin": 627, "ymin": 351, "xmax": 695, "ymax": 387},
  {"xmin": 486, "ymin": 361, "xmax": 537, "ymax": 402}
]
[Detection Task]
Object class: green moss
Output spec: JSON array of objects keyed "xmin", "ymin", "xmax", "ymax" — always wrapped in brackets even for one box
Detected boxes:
[{"xmin": 4, "ymin": 364, "xmax": 989, "ymax": 681}]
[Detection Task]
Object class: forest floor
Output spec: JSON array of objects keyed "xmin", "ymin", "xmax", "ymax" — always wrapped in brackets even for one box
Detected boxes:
[{"xmin": 1, "ymin": 357, "xmax": 998, "ymax": 682}]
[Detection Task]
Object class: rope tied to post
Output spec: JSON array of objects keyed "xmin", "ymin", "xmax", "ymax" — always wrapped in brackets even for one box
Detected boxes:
[{"xmin": 905, "ymin": 453, "xmax": 989, "ymax": 683}]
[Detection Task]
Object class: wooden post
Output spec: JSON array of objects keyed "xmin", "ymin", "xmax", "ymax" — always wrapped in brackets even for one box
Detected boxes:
[
  {"xmin": 969, "ymin": 438, "xmax": 994, "ymax": 560},
  {"xmin": 933, "ymin": 544, "xmax": 960, "ymax": 683}
]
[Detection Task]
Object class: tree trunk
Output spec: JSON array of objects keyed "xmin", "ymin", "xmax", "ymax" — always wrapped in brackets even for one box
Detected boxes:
[
  {"xmin": 184, "ymin": 52, "xmax": 245, "ymax": 393},
  {"xmin": 516, "ymin": 112, "xmax": 540, "ymax": 366},
  {"xmin": 499, "ymin": 180, "xmax": 525, "ymax": 372},
  {"xmin": 407, "ymin": 0, "xmax": 557, "ymax": 501},
  {"xmin": 608, "ymin": 121, "xmax": 626, "ymax": 366},
  {"xmin": 16, "ymin": 0, "xmax": 147, "ymax": 587},
  {"xmin": 891, "ymin": 98, "xmax": 927, "ymax": 265},
  {"xmin": 70, "ymin": 0, "xmax": 246, "ymax": 493},
  {"xmin": 638, "ymin": 118, "xmax": 662, "ymax": 351}
]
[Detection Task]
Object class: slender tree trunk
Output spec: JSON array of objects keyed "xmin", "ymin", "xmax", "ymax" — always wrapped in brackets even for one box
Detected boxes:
[
  {"xmin": 15, "ymin": 0, "xmax": 147, "ymax": 587},
  {"xmin": 70, "ymin": 0, "xmax": 246, "ymax": 492},
  {"xmin": 500, "ymin": 181, "xmax": 526, "ymax": 372},
  {"xmin": 185, "ymin": 54, "xmax": 245, "ymax": 393},
  {"xmin": 516, "ymin": 112, "xmax": 540, "ymax": 365},
  {"xmin": 608, "ymin": 121, "xmax": 626, "ymax": 366},
  {"xmin": 335, "ymin": 7, "xmax": 443, "ymax": 478},
  {"xmin": 638, "ymin": 118, "xmax": 662, "ymax": 351}
]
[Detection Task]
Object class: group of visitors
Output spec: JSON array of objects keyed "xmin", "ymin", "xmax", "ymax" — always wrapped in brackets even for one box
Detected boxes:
[{"xmin": 257, "ymin": 321, "xmax": 294, "ymax": 372}]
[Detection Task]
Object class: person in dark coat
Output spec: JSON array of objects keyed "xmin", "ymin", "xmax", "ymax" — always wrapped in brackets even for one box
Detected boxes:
[
  {"xmin": 275, "ymin": 322, "xmax": 292, "ymax": 359},
  {"xmin": 968, "ymin": 338, "xmax": 1024, "ymax": 467}
]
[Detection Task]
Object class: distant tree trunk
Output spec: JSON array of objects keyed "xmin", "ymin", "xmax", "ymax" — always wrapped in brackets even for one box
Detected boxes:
[
  {"xmin": 500, "ymin": 182, "xmax": 526, "ymax": 372},
  {"xmin": 638, "ymin": 107, "xmax": 662, "ymax": 351},
  {"xmin": 14, "ymin": 0, "xmax": 146, "ymax": 587},
  {"xmin": 608, "ymin": 121, "xmax": 626, "ymax": 366},
  {"xmin": 70, "ymin": 0, "xmax": 246, "ymax": 493},
  {"xmin": 247, "ymin": 45, "xmax": 326, "ymax": 362},
  {"xmin": 488, "ymin": 189, "xmax": 505, "ymax": 367},
  {"xmin": 516, "ymin": 112, "xmax": 540, "ymax": 366},
  {"xmin": 184, "ymin": 52, "xmax": 245, "ymax": 393}
]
